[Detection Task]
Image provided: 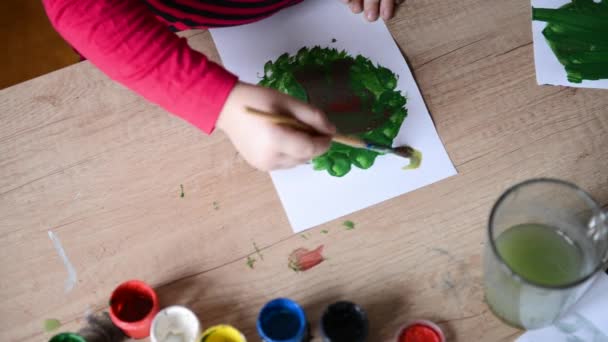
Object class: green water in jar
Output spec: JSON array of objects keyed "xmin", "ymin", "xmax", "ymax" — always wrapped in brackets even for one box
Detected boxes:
[{"xmin": 485, "ymin": 223, "xmax": 587, "ymax": 328}]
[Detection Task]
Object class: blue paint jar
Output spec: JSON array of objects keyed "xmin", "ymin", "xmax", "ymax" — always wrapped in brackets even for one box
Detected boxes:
[{"xmin": 257, "ymin": 298, "xmax": 308, "ymax": 342}]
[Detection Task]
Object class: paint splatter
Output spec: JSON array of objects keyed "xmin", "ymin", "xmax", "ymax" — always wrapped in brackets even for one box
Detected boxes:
[
  {"xmin": 44, "ymin": 318, "xmax": 61, "ymax": 332},
  {"xmin": 343, "ymin": 220, "xmax": 355, "ymax": 230},
  {"xmin": 48, "ymin": 231, "xmax": 77, "ymax": 293},
  {"xmin": 321, "ymin": 230, "xmax": 329, "ymax": 234},
  {"xmin": 180, "ymin": 184, "xmax": 185, "ymax": 198},
  {"xmin": 246, "ymin": 256, "xmax": 257, "ymax": 269},
  {"xmin": 288, "ymin": 245, "xmax": 325, "ymax": 272},
  {"xmin": 300, "ymin": 233, "xmax": 310, "ymax": 240},
  {"xmin": 213, "ymin": 201, "xmax": 220, "ymax": 210},
  {"xmin": 253, "ymin": 242, "xmax": 264, "ymax": 260},
  {"xmin": 331, "ymin": 38, "xmax": 337, "ymax": 43}
]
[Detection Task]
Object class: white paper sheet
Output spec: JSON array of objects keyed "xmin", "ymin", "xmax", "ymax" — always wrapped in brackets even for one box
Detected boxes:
[
  {"xmin": 531, "ymin": 0, "xmax": 608, "ymax": 89},
  {"xmin": 210, "ymin": 0, "xmax": 456, "ymax": 232},
  {"xmin": 517, "ymin": 272, "xmax": 608, "ymax": 342}
]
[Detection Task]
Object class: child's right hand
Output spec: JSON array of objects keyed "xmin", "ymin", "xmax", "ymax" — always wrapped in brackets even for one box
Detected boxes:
[{"xmin": 216, "ymin": 82, "xmax": 336, "ymax": 171}]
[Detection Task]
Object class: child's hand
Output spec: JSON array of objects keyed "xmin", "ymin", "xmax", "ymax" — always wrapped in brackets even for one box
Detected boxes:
[
  {"xmin": 217, "ymin": 82, "xmax": 336, "ymax": 171},
  {"xmin": 341, "ymin": 0, "xmax": 399, "ymax": 21}
]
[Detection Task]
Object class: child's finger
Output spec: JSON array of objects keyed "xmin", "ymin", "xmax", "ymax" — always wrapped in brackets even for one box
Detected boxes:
[
  {"xmin": 275, "ymin": 156, "xmax": 310, "ymax": 169},
  {"xmin": 364, "ymin": 0, "xmax": 380, "ymax": 21},
  {"xmin": 286, "ymin": 101, "xmax": 336, "ymax": 135},
  {"xmin": 350, "ymin": 0, "xmax": 363, "ymax": 13},
  {"xmin": 275, "ymin": 127, "xmax": 332, "ymax": 160},
  {"xmin": 380, "ymin": 0, "xmax": 395, "ymax": 20}
]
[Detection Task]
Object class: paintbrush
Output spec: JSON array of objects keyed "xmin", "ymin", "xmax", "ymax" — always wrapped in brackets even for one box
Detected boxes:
[{"xmin": 245, "ymin": 107, "xmax": 421, "ymax": 167}]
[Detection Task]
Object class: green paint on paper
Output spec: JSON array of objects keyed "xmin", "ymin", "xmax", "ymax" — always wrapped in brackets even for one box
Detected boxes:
[
  {"xmin": 246, "ymin": 256, "xmax": 256, "ymax": 269},
  {"xmin": 321, "ymin": 229, "xmax": 329, "ymax": 234},
  {"xmin": 258, "ymin": 47, "xmax": 409, "ymax": 177},
  {"xmin": 213, "ymin": 201, "xmax": 219, "ymax": 210},
  {"xmin": 343, "ymin": 220, "xmax": 355, "ymax": 230},
  {"xmin": 402, "ymin": 149, "xmax": 423, "ymax": 170},
  {"xmin": 44, "ymin": 318, "xmax": 61, "ymax": 332},
  {"xmin": 253, "ymin": 242, "xmax": 264, "ymax": 260},
  {"xmin": 180, "ymin": 184, "xmax": 185, "ymax": 198},
  {"xmin": 533, "ymin": 0, "xmax": 608, "ymax": 83}
]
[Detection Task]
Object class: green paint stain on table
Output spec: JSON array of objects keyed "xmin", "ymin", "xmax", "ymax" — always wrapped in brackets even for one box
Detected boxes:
[
  {"xmin": 533, "ymin": 0, "xmax": 608, "ymax": 83},
  {"xmin": 213, "ymin": 201, "xmax": 219, "ymax": 210},
  {"xmin": 44, "ymin": 318, "xmax": 61, "ymax": 332},
  {"xmin": 253, "ymin": 242, "xmax": 264, "ymax": 260},
  {"xmin": 180, "ymin": 184, "xmax": 185, "ymax": 198},
  {"xmin": 246, "ymin": 256, "xmax": 256, "ymax": 269},
  {"xmin": 321, "ymin": 230, "xmax": 329, "ymax": 234},
  {"xmin": 343, "ymin": 220, "xmax": 355, "ymax": 230}
]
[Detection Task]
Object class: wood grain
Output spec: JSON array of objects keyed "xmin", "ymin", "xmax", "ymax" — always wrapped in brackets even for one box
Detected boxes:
[{"xmin": 1, "ymin": 1, "xmax": 607, "ymax": 341}]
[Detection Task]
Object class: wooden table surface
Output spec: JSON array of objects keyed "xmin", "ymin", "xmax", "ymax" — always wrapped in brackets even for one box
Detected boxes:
[{"xmin": 1, "ymin": 0, "xmax": 607, "ymax": 341}]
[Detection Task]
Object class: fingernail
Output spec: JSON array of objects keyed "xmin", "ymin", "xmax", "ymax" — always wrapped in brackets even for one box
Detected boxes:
[
  {"xmin": 367, "ymin": 10, "xmax": 378, "ymax": 21},
  {"xmin": 381, "ymin": 9, "xmax": 387, "ymax": 19},
  {"xmin": 328, "ymin": 123, "xmax": 337, "ymax": 134}
]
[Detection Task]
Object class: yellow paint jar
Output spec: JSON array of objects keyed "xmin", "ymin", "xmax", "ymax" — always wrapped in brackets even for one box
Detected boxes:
[{"xmin": 199, "ymin": 325, "xmax": 246, "ymax": 342}]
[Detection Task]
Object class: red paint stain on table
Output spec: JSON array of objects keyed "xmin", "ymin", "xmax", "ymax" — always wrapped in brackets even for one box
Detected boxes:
[{"xmin": 288, "ymin": 245, "xmax": 325, "ymax": 272}]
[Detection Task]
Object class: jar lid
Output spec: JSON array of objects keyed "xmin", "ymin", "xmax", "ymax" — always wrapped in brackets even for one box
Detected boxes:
[{"xmin": 396, "ymin": 320, "xmax": 445, "ymax": 342}]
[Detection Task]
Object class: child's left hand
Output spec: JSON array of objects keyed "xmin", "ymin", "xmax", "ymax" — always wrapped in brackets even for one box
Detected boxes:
[{"xmin": 341, "ymin": 0, "xmax": 398, "ymax": 22}]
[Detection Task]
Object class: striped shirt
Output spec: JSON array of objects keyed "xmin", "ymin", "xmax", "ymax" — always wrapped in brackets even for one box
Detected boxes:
[
  {"xmin": 43, "ymin": 0, "xmax": 303, "ymax": 135},
  {"xmin": 145, "ymin": 0, "xmax": 303, "ymax": 31}
]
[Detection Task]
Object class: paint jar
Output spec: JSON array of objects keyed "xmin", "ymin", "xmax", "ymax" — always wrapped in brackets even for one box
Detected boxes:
[
  {"xmin": 199, "ymin": 325, "xmax": 247, "ymax": 342},
  {"xmin": 150, "ymin": 305, "xmax": 201, "ymax": 342},
  {"xmin": 396, "ymin": 320, "xmax": 445, "ymax": 342},
  {"xmin": 48, "ymin": 332, "xmax": 87, "ymax": 342},
  {"xmin": 109, "ymin": 280, "xmax": 160, "ymax": 339},
  {"xmin": 320, "ymin": 301, "xmax": 368, "ymax": 342},
  {"xmin": 257, "ymin": 298, "xmax": 308, "ymax": 342}
]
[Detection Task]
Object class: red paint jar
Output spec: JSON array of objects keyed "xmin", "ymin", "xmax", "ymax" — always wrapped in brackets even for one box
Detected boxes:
[
  {"xmin": 109, "ymin": 280, "xmax": 159, "ymax": 339},
  {"xmin": 396, "ymin": 320, "xmax": 445, "ymax": 342}
]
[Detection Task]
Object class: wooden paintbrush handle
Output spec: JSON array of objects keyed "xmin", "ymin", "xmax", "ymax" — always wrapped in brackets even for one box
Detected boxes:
[
  {"xmin": 245, "ymin": 107, "xmax": 318, "ymax": 135},
  {"xmin": 331, "ymin": 135, "xmax": 366, "ymax": 149},
  {"xmin": 245, "ymin": 106, "xmax": 366, "ymax": 148}
]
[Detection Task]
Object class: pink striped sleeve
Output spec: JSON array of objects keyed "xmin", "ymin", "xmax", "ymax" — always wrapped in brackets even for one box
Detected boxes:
[{"xmin": 43, "ymin": 0, "xmax": 238, "ymax": 134}]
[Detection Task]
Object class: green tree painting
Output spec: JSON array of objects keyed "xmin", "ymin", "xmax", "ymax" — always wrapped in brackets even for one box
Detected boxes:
[{"xmin": 258, "ymin": 46, "xmax": 408, "ymax": 177}]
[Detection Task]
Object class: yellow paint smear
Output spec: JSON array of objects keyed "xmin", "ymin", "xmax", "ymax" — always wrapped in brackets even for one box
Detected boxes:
[{"xmin": 199, "ymin": 325, "xmax": 246, "ymax": 342}]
